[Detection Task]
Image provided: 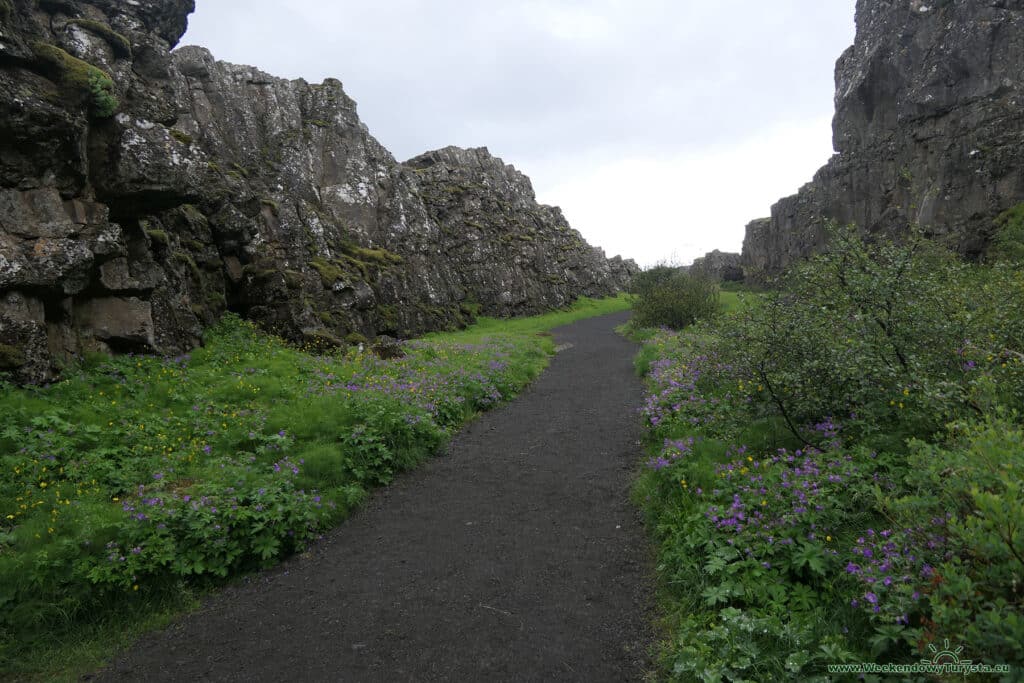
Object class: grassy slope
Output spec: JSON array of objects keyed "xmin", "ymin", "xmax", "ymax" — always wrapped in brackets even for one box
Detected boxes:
[{"xmin": 0, "ymin": 294, "xmax": 630, "ymax": 680}]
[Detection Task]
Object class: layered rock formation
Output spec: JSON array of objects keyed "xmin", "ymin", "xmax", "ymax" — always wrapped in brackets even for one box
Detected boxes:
[
  {"xmin": 0, "ymin": 0, "xmax": 636, "ymax": 383},
  {"xmin": 742, "ymin": 0, "xmax": 1024, "ymax": 280}
]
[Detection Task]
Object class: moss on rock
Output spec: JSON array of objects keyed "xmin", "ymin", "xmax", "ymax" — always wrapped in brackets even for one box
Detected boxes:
[
  {"xmin": 345, "ymin": 331, "xmax": 368, "ymax": 346},
  {"xmin": 340, "ymin": 242, "xmax": 403, "ymax": 266},
  {"xmin": 310, "ymin": 257, "xmax": 343, "ymax": 287},
  {"xmin": 169, "ymin": 128, "xmax": 194, "ymax": 145},
  {"xmin": 31, "ymin": 42, "xmax": 118, "ymax": 117},
  {"xmin": 143, "ymin": 228, "xmax": 169, "ymax": 246},
  {"xmin": 67, "ymin": 19, "xmax": 132, "ymax": 57}
]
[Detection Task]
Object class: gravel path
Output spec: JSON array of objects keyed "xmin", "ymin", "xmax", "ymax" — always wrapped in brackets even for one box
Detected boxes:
[{"xmin": 97, "ymin": 310, "xmax": 654, "ymax": 682}]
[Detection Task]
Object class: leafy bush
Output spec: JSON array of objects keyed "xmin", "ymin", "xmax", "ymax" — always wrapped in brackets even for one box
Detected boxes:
[
  {"xmin": 631, "ymin": 227, "xmax": 1024, "ymax": 680},
  {"xmin": 896, "ymin": 419, "xmax": 1024, "ymax": 665},
  {"xmin": 718, "ymin": 225, "xmax": 1024, "ymax": 447},
  {"xmin": 631, "ymin": 266, "xmax": 720, "ymax": 329}
]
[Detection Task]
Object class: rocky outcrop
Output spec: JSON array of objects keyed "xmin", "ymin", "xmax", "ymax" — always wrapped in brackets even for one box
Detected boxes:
[
  {"xmin": 687, "ymin": 249, "xmax": 743, "ymax": 282},
  {"xmin": 0, "ymin": 0, "xmax": 636, "ymax": 383},
  {"xmin": 741, "ymin": 0, "xmax": 1024, "ymax": 281},
  {"xmin": 405, "ymin": 147, "xmax": 636, "ymax": 316}
]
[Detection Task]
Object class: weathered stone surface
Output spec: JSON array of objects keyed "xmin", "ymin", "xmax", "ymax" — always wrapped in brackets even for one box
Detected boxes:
[
  {"xmin": 0, "ymin": 291, "xmax": 49, "ymax": 383},
  {"xmin": 0, "ymin": 1, "xmax": 635, "ymax": 382},
  {"xmin": 742, "ymin": 0, "xmax": 1024, "ymax": 281},
  {"xmin": 687, "ymin": 249, "xmax": 743, "ymax": 282},
  {"xmin": 74, "ymin": 296, "xmax": 155, "ymax": 348},
  {"xmin": 405, "ymin": 146, "xmax": 638, "ymax": 316}
]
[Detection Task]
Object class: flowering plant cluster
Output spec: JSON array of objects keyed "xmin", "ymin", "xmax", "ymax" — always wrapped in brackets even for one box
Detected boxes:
[{"xmin": 632, "ymin": 227, "xmax": 1024, "ymax": 680}]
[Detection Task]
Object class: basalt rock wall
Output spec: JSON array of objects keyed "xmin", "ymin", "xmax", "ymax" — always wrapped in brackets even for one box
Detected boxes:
[
  {"xmin": 405, "ymin": 146, "xmax": 637, "ymax": 316},
  {"xmin": 742, "ymin": 0, "xmax": 1024, "ymax": 281},
  {"xmin": 0, "ymin": 0, "xmax": 636, "ymax": 383}
]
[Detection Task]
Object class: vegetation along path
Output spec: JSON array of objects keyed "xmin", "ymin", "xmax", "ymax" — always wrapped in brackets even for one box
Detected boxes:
[{"xmin": 99, "ymin": 310, "xmax": 652, "ymax": 682}]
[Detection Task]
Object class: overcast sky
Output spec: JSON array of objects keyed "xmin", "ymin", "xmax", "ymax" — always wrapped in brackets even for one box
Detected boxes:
[{"xmin": 181, "ymin": 1, "xmax": 857, "ymax": 267}]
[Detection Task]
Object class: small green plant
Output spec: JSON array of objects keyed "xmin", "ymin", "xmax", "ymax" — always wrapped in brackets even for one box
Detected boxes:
[{"xmin": 88, "ymin": 71, "xmax": 118, "ymax": 117}]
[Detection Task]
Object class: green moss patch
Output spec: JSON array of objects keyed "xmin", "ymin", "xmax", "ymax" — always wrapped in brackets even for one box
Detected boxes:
[
  {"xmin": 169, "ymin": 128, "xmax": 194, "ymax": 146},
  {"xmin": 310, "ymin": 257, "xmax": 344, "ymax": 287},
  {"xmin": 143, "ymin": 228, "xmax": 169, "ymax": 246},
  {"xmin": 340, "ymin": 242, "xmax": 403, "ymax": 266},
  {"xmin": 31, "ymin": 42, "xmax": 119, "ymax": 117}
]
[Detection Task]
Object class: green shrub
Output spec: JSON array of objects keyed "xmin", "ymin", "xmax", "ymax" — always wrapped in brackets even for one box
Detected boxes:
[
  {"xmin": 989, "ymin": 203, "xmax": 1024, "ymax": 264},
  {"xmin": 632, "ymin": 226, "xmax": 1024, "ymax": 679},
  {"xmin": 714, "ymin": 224, "xmax": 1022, "ymax": 446},
  {"xmin": 897, "ymin": 419, "xmax": 1024, "ymax": 665},
  {"xmin": 631, "ymin": 266, "xmax": 719, "ymax": 329}
]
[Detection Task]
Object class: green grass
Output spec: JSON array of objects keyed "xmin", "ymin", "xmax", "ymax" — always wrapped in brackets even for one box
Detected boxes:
[
  {"xmin": 0, "ymin": 295, "xmax": 629, "ymax": 679},
  {"xmin": 426, "ymin": 293, "xmax": 631, "ymax": 346},
  {"xmin": 2, "ymin": 590, "xmax": 201, "ymax": 683},
  {"xmin": 718, "ymin": 290, "xmax": 745, "ymax": 314}
]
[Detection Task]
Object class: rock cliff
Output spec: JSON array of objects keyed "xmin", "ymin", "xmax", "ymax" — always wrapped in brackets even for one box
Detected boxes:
[
  {"xmin": 405, "ymin": 146, "xmax": 637, "ymax": 316},
  {"xmin": 0, "ymin": 0, "xmax": 636, "ymax": 383},
  {"xmin": 686, "ymin": 250, "xmax": 743, "ymax": 282},
  {"xmin": 742, "ymin": 0, "xmax": 1024, "ymax": 280}
]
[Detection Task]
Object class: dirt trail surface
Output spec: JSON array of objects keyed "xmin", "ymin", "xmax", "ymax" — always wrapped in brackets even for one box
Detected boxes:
[{"xmin": 97, "ymin": 311, "xmax": 653, "ymax": 682}]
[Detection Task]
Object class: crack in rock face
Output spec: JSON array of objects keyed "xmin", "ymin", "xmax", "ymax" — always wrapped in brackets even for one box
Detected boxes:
[{"xmin": 0, "ymin": 0, "xmax": 637, "ymax": 384}]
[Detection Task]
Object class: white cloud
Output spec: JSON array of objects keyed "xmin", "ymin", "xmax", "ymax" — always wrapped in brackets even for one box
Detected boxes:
[{"xmin": 530, "ymin": 115, "xmax": 835, "ymax": 267}]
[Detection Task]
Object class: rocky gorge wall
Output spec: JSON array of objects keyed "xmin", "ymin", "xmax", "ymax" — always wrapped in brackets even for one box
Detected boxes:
[
  {"xmin": 742, "ymin": 0, "xmax": 1024, "ymax": 280},
  {"xmin": 0, "ymin": 0, "xmax": 636, "ymax": 383}
]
